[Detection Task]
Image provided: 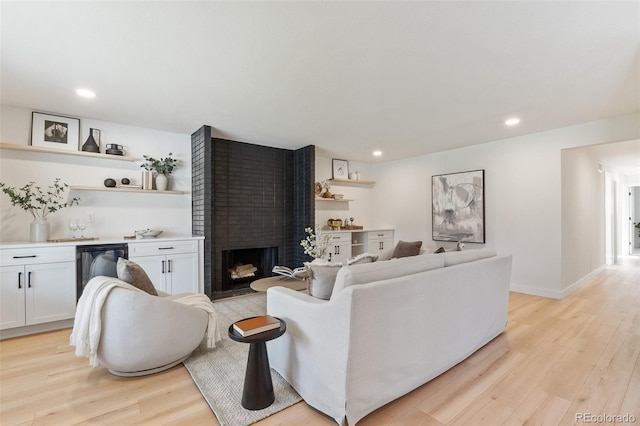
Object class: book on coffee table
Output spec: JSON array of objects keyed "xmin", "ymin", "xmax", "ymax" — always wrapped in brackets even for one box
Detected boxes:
[
  {"xmin": 272, "ymin": 265, "xmax": 309, "ymax": 280},
  {"xmin": 233, "ymin": 315, "xmax": 280, "ymax": 337}
]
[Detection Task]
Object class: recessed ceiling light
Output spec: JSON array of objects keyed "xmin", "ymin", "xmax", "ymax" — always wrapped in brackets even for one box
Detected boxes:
[
  {"xmin": 76, "ymin": 88, "xmax": 96, "ymax": 98},
  {"xmin": 373, "ymin": 151, "xmax": 382, "ymax": 157},
  {"xmin": 505, "ymin": 117, "xmax": 520, "ymax": 126}
]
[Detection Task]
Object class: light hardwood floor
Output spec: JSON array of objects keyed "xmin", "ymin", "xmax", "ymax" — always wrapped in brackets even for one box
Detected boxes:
[{"xmin": 1, "ymin": 257, "xmax": 638, "ymax": 425}]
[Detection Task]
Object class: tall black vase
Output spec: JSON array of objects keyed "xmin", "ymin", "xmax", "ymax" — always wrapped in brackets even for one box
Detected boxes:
[{"xmin": 82, "ymin": 128, "xmax": 100, "ymax": 153}]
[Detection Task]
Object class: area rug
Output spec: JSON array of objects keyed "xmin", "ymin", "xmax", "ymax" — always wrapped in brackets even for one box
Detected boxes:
[{"xmin": 183, "ymin": 293, "xmax": 302, "ymax": 426}]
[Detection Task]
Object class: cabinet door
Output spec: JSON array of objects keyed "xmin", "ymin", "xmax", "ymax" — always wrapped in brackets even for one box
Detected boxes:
[
  {"xmin": 129, "ymin": 255, "xmax": 167, "ymax": 293},
  {"xmin": 367, "ymin": 238, "xmax": 394, "ymax": 254},
  {"xmin": 328, "ymin": 242, "xmax": 352, "ymax": 264},
  {"xmin": 167, "ymin": 253, "xmax": 199, "ymax": 294},
  {"xmin": 0, "ymin": 266, "xmax": 26, "ymax": 330},
  {"xmin": 25, "ymin": 262, "xmax": 76, "ymax": 325}
]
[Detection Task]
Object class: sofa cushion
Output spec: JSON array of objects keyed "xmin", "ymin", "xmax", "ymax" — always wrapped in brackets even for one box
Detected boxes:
[
  {"xmin": 442, "ymin": 249, "xmax": 497, "ymax": 267},
  {"xmin": 331, "ymin": 253, "xmax": 444, "ymax": 299},
  {"xmin": 117, "ymin": 258, "xmax": 159, "ymax": 296},
  {"xmin": 391, "ymin": 240, "xmax": 422, "ymax": 258}
]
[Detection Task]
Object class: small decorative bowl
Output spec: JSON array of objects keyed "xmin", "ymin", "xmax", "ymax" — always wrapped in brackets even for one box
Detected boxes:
[
  {"xmin": 333, "ymin": 194, "xmax": 344, "ymax": 200},
  {"xmin": 135, "ymin": 229, "xmax": 163, "ymax": 238}
]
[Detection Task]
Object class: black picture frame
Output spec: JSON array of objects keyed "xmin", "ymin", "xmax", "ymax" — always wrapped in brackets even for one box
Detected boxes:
[
  {"xmin": 31, "ymin": 112, "xmax": 80, "ymax": 151},
  {"xmin": 332, "ymin": 159, "xmax": 349, "ymax": 179}
]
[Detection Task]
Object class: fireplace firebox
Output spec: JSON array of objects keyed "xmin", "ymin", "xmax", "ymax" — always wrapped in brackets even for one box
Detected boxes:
[{"xmin": 221, "ymin": 247, "xmax": 278, "ymax": 291}]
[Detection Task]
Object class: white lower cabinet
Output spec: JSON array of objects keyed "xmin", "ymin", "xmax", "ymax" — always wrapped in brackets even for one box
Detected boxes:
[
  {"xmin": 129, "ymin": 239, "xmax": 199, "ymax": 294},
  {"xmin": 322, "ymin": 229, "xmax": 394, "ymax": 263},
  {"xmin": 323, "ymin": 232, "xmax": 352, "ymax": 264},
  {"xmin": 0, "ymin": 247, "xmax": 76, "ymax": 331},
  {"xmin": 366, "ymin": 230, "xmax": 394, "ymax": 255}
]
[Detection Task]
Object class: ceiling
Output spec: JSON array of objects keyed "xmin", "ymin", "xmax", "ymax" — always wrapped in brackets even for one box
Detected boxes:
[{"xmin": 1, "ymin": 1, "xmax": 639, "ymax": 165}]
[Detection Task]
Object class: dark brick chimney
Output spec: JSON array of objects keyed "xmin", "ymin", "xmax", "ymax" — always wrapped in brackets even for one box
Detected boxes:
[{"xmin": 191, "ymin": 125, "xmax": 314, "ymax": 298}]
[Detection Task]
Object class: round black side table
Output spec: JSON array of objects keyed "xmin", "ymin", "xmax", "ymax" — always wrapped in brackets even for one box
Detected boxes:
[{"xmin": 228, "ymin": 317, "xmax": 287, "ymax": 410}]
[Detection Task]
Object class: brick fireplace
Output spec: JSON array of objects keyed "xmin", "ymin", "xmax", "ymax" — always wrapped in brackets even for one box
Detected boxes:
[{"xmin": 191, "ymin": 125, "xmax": 314, "ymax": 298}]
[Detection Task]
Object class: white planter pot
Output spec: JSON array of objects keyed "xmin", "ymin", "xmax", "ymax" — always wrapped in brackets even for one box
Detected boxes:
[
  {"xmin": 155, "ymin": 174, "xmax": 169, "ymax": 191},
  {"xmin": 30, "ymin": 218, "xmax": 50, "ymax": 242}
]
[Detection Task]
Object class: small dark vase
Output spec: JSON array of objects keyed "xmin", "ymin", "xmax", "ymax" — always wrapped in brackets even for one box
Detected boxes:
[
  {"xmin": 82, "ymin": 128, "xmax": 100, "ymax": 153},
  {"xmin": 104, "ymin": 178, "xmax": 116, "ymax": 188}
]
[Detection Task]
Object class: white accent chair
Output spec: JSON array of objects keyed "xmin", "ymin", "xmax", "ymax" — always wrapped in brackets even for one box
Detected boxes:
[{"xmin": 97, "ymin": 287, "xmax": 208, "ymax": 376}]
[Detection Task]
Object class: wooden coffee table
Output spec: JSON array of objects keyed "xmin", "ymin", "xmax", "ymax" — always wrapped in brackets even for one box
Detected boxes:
[
  {"xmin": 250, "ymin": 276, "xmax": 307, "ymax": 292},
  {"xmin": 228, "ymin": 317, "xmax": 287, "ymax": 410}
]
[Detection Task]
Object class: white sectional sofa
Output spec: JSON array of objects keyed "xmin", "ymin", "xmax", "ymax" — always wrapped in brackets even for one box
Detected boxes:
[{"xmin": 267, "ymin": 249, "xmax": 512, "ymax": 425}]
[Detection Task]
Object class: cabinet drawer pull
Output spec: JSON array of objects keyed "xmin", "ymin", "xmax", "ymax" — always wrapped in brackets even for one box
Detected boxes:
[
  {"xmin": 168, "ymin": 260, "xmax": 172, "ymax": 273},
  {"xmin": 162, "ymin": 260, "xmax": 166, "ymax": 273},
  {"xmin": 158, "ymin": 247, "xmax": 174, "ymax": 250},
  {"xmin": 18, "ymin": 272, "xmax": 22, "ymax": 289},
  {"xmin": 28, "ymin": 271, "xmax": 32, "ymax": 288},
  {"xmin": 13, "ymin": 255, "xmax": 37, "ymax": 259},
  {"xmin": 377, "ymin": 234, "xmax": 384, "ymax": 237}
]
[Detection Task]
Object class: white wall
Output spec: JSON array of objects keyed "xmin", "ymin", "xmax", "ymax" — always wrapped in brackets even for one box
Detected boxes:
[
  {"xmin": 560, "ymin": 146, "xmax": 605, "ymax": 290},
  {"xmin": 370, "ymin": 113, "xmax": 640, "ymax": 299},
  {"xmin": 315, "ymin": 155, "xmax": 374, "ymax": 230},
  {"xmin": 0, "ymin": 105, "xmax": 192, "ymax": 241}
]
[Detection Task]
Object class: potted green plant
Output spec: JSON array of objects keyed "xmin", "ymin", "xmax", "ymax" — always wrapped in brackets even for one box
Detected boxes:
[
  {"xmin": 0, "ymin": 178, "xmax": 80, "ymax": 241},
  {"xmin": 140, "ymin": 153, "xmax": 178, "ymax": 191}
]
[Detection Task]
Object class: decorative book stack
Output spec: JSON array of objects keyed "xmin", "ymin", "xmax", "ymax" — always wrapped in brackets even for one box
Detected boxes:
[
  {"xmin": 233, "ymin": 315, "xmax": 280, "ymax": 337},
  {"xmin": 142, "ymin": 171, "xmax": 153, "ymax": 190}
]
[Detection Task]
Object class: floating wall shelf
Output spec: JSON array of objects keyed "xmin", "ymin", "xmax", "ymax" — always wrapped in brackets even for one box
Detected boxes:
[
  {"xmin": 69, "ymin": 186, "xmax": 184, "ymax": 194},
  {"xmin": 315, "ymin": 197, "xmax": 353, "ymax": 202},
  {"xmin": 327, "ymin": 178, "xmax": 375, "ymax": 186},
  {"xmin": 0, "ymin": 143, "xmax": 135, "ymax": 162}
]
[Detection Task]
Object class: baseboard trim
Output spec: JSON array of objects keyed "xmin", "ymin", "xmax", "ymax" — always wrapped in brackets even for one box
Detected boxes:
[
  {"xmin": 509, "ymin": 283, "xmax": 563, "ymax": 300},
  {"xmin": 560, "ymin": 265, "xmax": 606, "ymax": 299},
  {"xmin": 509, "ymin": 265, "xmax": 606, "ymax": 300},
  {"xmin": 0, "ymin": 319, "xmax": 73, "ymax": 340}
]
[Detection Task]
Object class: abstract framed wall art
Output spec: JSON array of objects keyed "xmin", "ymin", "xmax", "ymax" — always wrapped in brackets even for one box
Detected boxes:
[
  {"xmin": 31, "ymin": 112, "xmax": 80, "ymax": 151},
  {"xmin": 432, "ymin": 169, "xmax": 485, "ymax": 243}
]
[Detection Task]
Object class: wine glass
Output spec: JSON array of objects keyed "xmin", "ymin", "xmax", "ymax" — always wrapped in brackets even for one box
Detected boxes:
[
  {"xmin": 68, "ymin": 218, "xmax": 78, "ymax": 239},
  {"xmin": 76, "ymin": 219, "xmax": 87, "ymax": 238}
]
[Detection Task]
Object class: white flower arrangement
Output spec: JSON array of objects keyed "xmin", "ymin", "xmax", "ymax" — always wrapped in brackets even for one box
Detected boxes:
[{"xmin": 300, "ymin": 225, "xmax": 330, "ymax": 259}]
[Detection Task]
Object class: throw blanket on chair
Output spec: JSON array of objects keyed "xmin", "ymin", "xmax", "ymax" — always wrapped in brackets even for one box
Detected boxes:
[
  {"xmin": 70, "ymin": 276, "xmax": 221, "ymax": 367},
  {"xmin": 171, "ymin": 293, "xmax": 221, "ymax": 348}
]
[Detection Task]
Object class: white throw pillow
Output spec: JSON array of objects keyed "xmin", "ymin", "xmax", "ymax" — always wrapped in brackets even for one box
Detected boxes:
[
  {"xmin": 347, "ymin": 253, "xmax": 379, "ymax": 265},
  {"xmin": 331, "ymin": 254, "xmax": 444, "ymax": 299}
]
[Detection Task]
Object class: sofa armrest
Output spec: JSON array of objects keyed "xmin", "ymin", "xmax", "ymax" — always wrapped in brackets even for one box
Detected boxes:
[{"xmin": 266, "ymin": 286, "xmax": 352, "ymax": 423}]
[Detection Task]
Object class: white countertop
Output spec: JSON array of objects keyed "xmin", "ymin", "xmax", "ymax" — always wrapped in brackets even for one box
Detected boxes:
[
  {"xmin": 319, "ymin": 228, "xmax": 393, "ymax": 234},
  {"xmin": 0, "ymin": 235, "xmax": 204, "ymax": 250}
]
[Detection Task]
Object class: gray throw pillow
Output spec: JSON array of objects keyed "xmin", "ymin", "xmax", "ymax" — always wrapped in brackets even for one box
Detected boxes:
[
  {"xmin": 117, "ymin": 258, "xmax": 158, "ymax": 296},
  {"xmin": 306, "ymin": 262, "xmax": 343, "ymax": 300},
  {"xmin": 392, "ymin": 240, "xmax": 423, "ymax": 259}
]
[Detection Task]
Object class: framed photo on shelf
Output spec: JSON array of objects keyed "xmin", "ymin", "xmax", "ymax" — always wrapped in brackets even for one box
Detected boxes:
[
  {"xmin": 31, "ymin": 112, "xmax": 80, "ymax": 151},
  {"xmin": 332, "ymin": 159, "xmax": 349, "ymax": 179}
]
